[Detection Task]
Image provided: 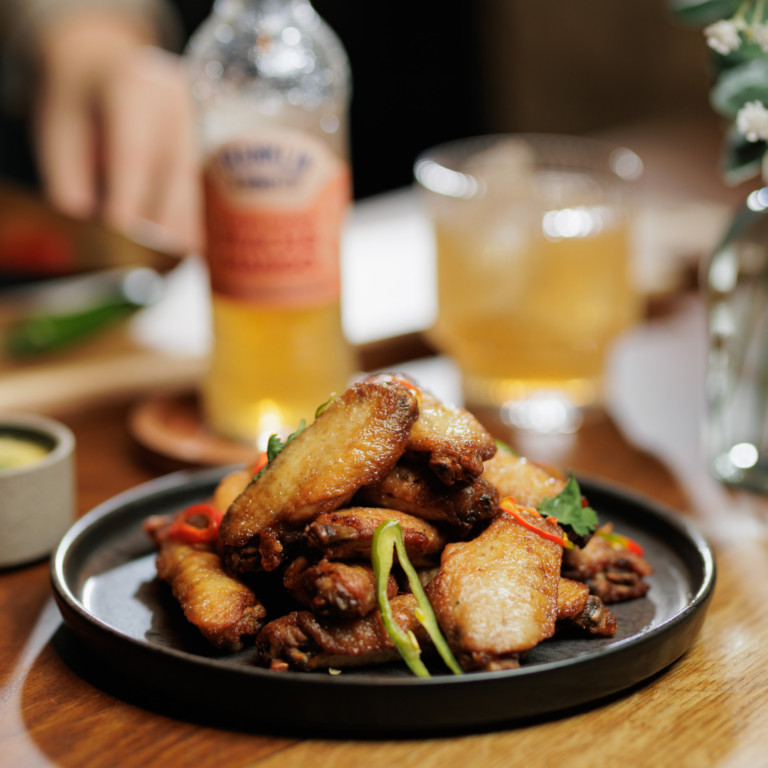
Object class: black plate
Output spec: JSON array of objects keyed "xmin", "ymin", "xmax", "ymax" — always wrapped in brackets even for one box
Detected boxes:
[{"xmin": 51, "ymin": 468, "xmax": 715, "ymax": 734}]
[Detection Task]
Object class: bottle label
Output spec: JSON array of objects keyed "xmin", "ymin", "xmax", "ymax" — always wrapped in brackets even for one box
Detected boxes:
[{"xmin": 204, "ymin": 128, "xmax": 350, "ymax": 307}]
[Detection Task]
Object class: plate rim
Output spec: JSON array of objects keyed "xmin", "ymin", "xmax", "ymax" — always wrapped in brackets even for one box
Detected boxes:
[{"xmin": 51, "ymin": 467, "xmax": 716, "ymax": 691}]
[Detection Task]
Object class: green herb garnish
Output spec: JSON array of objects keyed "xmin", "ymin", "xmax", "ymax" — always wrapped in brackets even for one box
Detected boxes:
[
  {"xmin": 538, "ymin": 476, "xmax": 598, "ymax": 537},
  {"xmin": 252, "ymin": 419, "xmax": 306, "ymax": 482},
  {"xmin": 315, "ymin": 393, "xmax": 337, "ymax": 418}
]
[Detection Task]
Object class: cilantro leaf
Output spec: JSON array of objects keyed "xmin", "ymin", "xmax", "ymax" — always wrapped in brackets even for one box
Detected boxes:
[
  {"xmin": 283, "ymin": 419, "xmax": 306, "ymax": 448},
  {"xmin": 252, "ymin": 419, "xmax": 306, "ymax": 482},
  {"xmin": 538, "ymin": 476, "xmax": 598, "ymax": 537},
  {"xmin": 265, "ymin": 433, "xmax": 284, "ymax": 463}
]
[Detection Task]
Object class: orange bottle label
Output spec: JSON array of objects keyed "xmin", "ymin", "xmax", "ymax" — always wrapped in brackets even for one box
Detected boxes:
[{"xmin": 204, "ymin": 129, "xmax": 350, "ymax": 307}]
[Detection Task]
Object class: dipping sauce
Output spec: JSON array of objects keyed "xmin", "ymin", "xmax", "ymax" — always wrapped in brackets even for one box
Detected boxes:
[{"xmin": 0, "ymin": 435, "xmax": 50, "ymax": 470}]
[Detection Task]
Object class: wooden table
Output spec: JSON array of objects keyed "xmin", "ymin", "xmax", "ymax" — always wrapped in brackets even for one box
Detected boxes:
[{"xmin": 2, "ymin": 300, "xmax": 768, "ymax": 768}]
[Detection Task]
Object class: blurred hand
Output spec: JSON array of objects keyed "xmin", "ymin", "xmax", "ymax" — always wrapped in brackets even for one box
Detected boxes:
[{"xmin": 34, "ymin": 14, "xmax": 201, "ymax": 254}]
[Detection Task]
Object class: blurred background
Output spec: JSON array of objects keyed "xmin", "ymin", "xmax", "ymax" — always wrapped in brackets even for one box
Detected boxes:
[
  {"xmin": 0, "ymin": 0, "xmax": 746, "ymax": 442},
  {"xmin": 0, "ymin": 0, "xmax": 714, "ymax": 199}
]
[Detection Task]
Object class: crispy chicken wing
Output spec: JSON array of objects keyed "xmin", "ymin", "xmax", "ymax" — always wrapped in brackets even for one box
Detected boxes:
[
  {"xmin": 305, "ymin": 507, "xmax": 447, "ymax": 565},
  {"xmin": 219, "ymin": 381, "xmax": 419, "ymax": 573},
  {"xmin": 556, "ymin": 577, "xmax": 617, "ymax": 636},
  {"xmin": 556, "ymin": 576, "xmax": 591, "ymax": 619},
  {"xmin": 563, "ymin": 523, "xmax": 653, "ymax": 603},
  {"xmin": 283, "ymin": 556, "xmax": 397, "ymax": 618},
  {"xmin": 426, "ymin": 511, "xmax": 563, "ymax": 671},
  {"xmin": 364, "ymin": 373, "xmax": 496, "ymax": 485},
  {"xmin": 482, "ymin": 450, "xmax": 566, "ymax": 509},
  {"xmin": 256, "ymin": 594, "xmax": 431, "ymax": 671},
  {"xmin": 354, "ymin": 460, "xmax": 499, "ymax": 533},
  {"xmin": 144, "ymin": 516, "xmax": 266, "ymax": 651}
]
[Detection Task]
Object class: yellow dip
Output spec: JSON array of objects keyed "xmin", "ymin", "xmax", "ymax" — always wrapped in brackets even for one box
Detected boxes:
[{"xmin": 0, "ymin": 436, "xmax": 49, "ymax": 470}]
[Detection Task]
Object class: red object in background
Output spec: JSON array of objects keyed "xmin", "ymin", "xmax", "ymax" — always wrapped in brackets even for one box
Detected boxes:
[{"xmin": 0, "ymin": 222, "xmax": 75, "ymax": 275}]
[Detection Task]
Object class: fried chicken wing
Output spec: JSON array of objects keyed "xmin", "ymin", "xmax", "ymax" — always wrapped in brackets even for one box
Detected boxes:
[
  {"xmin": 556, "ymin": 576, "xmax": 591, "ymax": 619},
  {"xmin": 482, "ymin": 450, "xmax": 566, "ymax": 509},
  {"xmin": 556, "ymin": 577, "xmax": 617, "ymax": 636},
  {"xmin": 563, "ymin": 523, "xmax": 653, "ymax": 603},
  {"xmin": 256, "ymin": 594, "xmax": 431, "ymax": 671},
  {"xmin": 283, "ymin": 556, "xmax": 397, "ymax": 618},
  {"xmin": 212, "ymin": 467, "xmax": 252, "ymax": 513},
  {"xmin": 354, "ymin": 461, "xmax": 499, "ymax": 532},
  {"xmin": 426, "ymin": 511, "xmax": 563, "ymax": 671},
  {"xmin": 305, "ymin": 507, "xmax": 447, "ymax": 565},
  {"xmin": 144, "ymin": 516, "xmax": 266, "ymax": 651},
  {"xmin": 364, "ymin": 373, "xmax": 496, "ymax": 485},
  {"xmin": 219, "ymin": 381, "xmax": 419, "ymax": 573}
]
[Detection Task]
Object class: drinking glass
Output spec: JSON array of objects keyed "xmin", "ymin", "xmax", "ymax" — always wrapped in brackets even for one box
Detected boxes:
[
  {"xmin": 415, "ymin": 134, "xmax": 642, "ymax": 434},
  {"xmin": 703, "ymin": 190, "xmax": 768, "ymax": 492}
]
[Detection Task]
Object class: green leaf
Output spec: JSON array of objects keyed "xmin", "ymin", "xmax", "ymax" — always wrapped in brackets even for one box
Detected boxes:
[
  {"xmin": 283, "ymin": 419, "xmax": 306, "ymax": 449},
  {"xmin": 710, "ymin": 58, "xmax": 768, "ymax": 118},
  {"xmin": 253, "ymin": 419, "xmax": 307, "ymax": 482},
  {"xmin": 265, "ymin": 433, "xmax": 284, "ymax": 463},
  {"xmin": 710, "ymin": 39, "xmax": 766, "ymax": 73},
  {"xmin": 538, "ymin": 476, "xmax": 598, "ymax": 537},
  {"xmin": 668, "ymin": 0, "xmax": 742, "ymax": 25},
  {"xmin": 721, "ymin": 124, "xmax": 766, "ymax": 185}
]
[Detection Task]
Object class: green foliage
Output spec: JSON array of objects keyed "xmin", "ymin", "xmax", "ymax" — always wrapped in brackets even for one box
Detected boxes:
[
  {"xmin": 721, "ymin": 124, "xmax": 766, "ymax": 184},
  {"xmin": 712, "ymin": 38, "xmax": 766, "ymax": 73},
  {"xmin": 710, "ymin": 58, "xmax": 768, "ymax": 118},
  {"xmin": 670, "ymin": 0, "xmax": 768, "ymax": 183},
  {"xmin": 669, "ymin": 0, "xmax": 743, "ymax": 25}
]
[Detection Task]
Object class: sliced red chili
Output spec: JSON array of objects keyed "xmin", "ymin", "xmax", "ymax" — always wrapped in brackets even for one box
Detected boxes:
[
  {"xmin": 168, "ymin": 503, "xmax": 223, "ymax": 544},
  {"xmin": 250, "ymin": 451, "xmax": 268, "ymax": 477},
  {"xmin": 500, "ymin": 497, "xmax": 574, "ymax": 549},
  {"xmin": 392, "ymin": 375, "xmax": 422, "ymax": 398}
]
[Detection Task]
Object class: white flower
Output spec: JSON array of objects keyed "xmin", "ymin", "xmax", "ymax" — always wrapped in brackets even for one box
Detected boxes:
[
  {"xmin": 737, "ymin": 101, "xmax": 768, "ymax": 141},
  {"xmin": 705, "ymin": 19, "xmax": 742, "ymax": 54},
  {"xmin": 751, "ymin": 22, "xmax": 768, "ymax": 52}
]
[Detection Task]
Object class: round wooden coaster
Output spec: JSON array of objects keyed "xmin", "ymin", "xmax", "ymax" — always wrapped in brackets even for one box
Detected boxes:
[{"xmin": 129, "ymin": 390, "xmax": 259, "ymax": 469}]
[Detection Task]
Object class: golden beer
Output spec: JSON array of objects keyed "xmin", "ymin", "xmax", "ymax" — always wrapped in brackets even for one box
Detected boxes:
[
  {"xmin": 188, "ymin": 1, "xmax": 354, "ymax": 446},
  {"xmin": 204, "ymin": 297, "xmax": 354, "ymax": 444},
  {"xmin": 430, "ymin": 224, "xmax": 637, "ymax": 410},
  {"xmin": 418, "ymin": 135, "xmax": 642, "ymax": 427}
]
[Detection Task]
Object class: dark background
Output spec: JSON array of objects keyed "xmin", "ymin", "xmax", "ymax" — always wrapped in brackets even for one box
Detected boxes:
[{"xmin": 0, "ymin": 0, "xmax": 713, "ymax": 200}]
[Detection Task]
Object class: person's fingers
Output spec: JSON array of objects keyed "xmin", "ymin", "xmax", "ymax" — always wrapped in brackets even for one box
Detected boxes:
[
  {"xmin": 33, "ymin": 13, "xmax": 155, "ymax": 222},
  {"xmin": 153, "ymin": 152, "xmax": 202, "ymax": 254},
  {"xmin": 152, "ymin": 75, "xmax": 202, "ymax": 252},
  {"xmin": 101, "ymin": 62, "xmax": 158, "ymax": 236},
  {"xmin": 102, "ymin": 47, "xmax": 199, "ymax": 253},
  {"xmin": 34, "ymin": 88, "xmax": 96, "ymax": 220}
]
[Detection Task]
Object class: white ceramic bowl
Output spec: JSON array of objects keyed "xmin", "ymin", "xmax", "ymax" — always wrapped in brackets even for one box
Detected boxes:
[{"xmin": 0, "ymin": 413, "xmax": 75, "ymax": 568}]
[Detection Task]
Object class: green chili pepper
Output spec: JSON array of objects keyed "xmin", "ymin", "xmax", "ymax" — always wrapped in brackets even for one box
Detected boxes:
[{"xmin": 372, "ymin": 520, "xmax": 463, "ymax": 677}]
